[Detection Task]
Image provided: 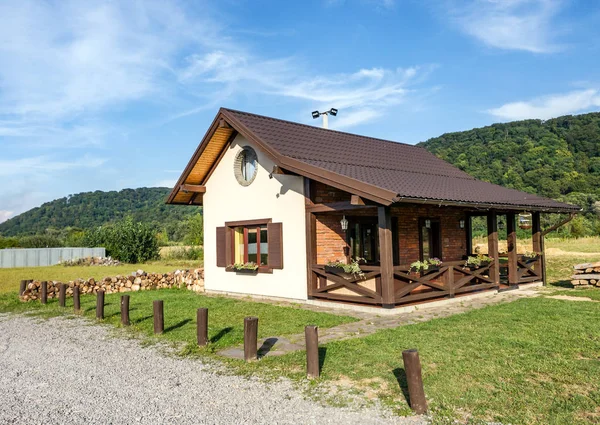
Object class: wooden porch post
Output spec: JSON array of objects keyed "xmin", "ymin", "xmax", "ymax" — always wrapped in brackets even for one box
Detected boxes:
[
  {"xmin": 506, "ymin": 212, "xmax": 519, "ymax": 286},
  {"xmin": 305, "ymin": 178, "xmax": 317, "ymax": 298},
  {"xmin": 532, "ymin": 211, "xmax": 545, "ymax": 285},
  {"xmin": 378, "ymin": 206, "xmax": 395, "ymax": 308},
  {"xmin": 487, "ymin": 211, "xmax": 500, "ymax": 285}
]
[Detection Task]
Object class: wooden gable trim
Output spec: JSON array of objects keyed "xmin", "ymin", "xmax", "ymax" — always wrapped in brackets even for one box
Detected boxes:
[{"xmin": 167, "ymin": 112, "xmax": 224, "ymax": 204}]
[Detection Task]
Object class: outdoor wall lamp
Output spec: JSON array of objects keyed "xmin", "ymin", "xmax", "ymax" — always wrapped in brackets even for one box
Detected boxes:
[
  {"xmin": 459, "ymin": 219, "xmax": 465, "ymax": 229},
  {"xmin": 498, "ymin": 220, "xmax": 505, "ymax": 230},
  {"xmin": 340, "ymin": 215, "xmax": 349, "ymax": 231},
  {"xmin": 425, "ymin": 219, "xmax": 431, "ymax": 229}
]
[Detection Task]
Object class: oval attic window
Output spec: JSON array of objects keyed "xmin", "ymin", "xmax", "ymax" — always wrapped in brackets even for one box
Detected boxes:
[{"xmin": 234, "ymin": 146, "xmax": 258, "ymax": 186}]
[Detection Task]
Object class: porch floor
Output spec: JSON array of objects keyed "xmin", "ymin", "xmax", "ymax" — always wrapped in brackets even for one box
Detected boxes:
[{"xmin": 218, "ymin": 282, "xmax": 542, "ymax": 359}]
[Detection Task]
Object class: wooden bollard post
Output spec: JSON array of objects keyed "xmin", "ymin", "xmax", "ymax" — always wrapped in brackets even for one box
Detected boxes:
[
  {"xmin": 96, "ymin": 290, "xmax": 105, "ymax": 320},
  {"xmin": 121, "ymin": 295, "xmax": 130, "ymax": 326},
  {"xmin": 19, "ymin": 280, "xmax": 27, "ymax": 296},
  {"xmin": 305, "ymin": 325, "xmax": 320, "ymax": 378},
  {"xmin": 59, "ymin": 284, "xmax": 66, "ymax": 307},
  {"xmin": 402, "ymin": 349, "xmax": 427, "ymax": 414},
  {"xmin": 197, "ymin": 308, "xmax": 208, "ymax": 346},
  {"xmin": 244, "ymin": 316, "xmax": 258, "ymax": 361},
  {"xmin": 40, "ymin": 281, "xmax": 48, "ymax": 304},
  {"xmin": 73, "ymin": 286, "xmax": 80, "ymax": 312},
  {"xmin": 153, "ymin": 300, "xmax": 164, "ymax": 334}
]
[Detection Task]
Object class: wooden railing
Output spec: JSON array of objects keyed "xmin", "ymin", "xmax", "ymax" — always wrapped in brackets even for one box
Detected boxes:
[
  {"xmin": 393, "ymin": 261, "xmax": 497, "ymax": 304},
  {"xmin": 498, "ymin": 255, "xmax": 543, "ymax": 284},
  {"xmin": 310, "ymin": 265, "xmax": 382, "ymax": 305},
  {"xmin": 309, "ymin": 261, "xmax": 500, "ymax": 306}
]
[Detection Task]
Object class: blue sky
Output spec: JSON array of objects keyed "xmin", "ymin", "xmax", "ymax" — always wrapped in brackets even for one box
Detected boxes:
[{"xmin": 1, "ymin": 0, "xmax": 599, "ymax": 222}]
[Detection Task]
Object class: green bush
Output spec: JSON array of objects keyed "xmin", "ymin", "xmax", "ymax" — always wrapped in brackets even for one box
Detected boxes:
[
  {"xmin": 83, "ymin": 217, "xmax": 159, "ymax": 263},
  {"xmin": 18, "ymin": 234, "xmax": 63, "ymax": 248},
  {"xmin": 0, "ymin": 236, "xmax": 20, "ymax": 249},
  {"xmin": 160, "ymin": 246, "xmax": 204, "ymax": 261}
]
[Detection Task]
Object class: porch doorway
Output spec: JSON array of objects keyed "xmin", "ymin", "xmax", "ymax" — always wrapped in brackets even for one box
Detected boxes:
[
  {"xmin": 348, "ymin": 217, "xmax": 379, "ymax": 265},
  {"xmin": 419, "ymin": 218, "xmax": 441, "ymax": 261},
  {"xmin": 346, "ymin": 216, "xmax": 399, "ymax": 266}
]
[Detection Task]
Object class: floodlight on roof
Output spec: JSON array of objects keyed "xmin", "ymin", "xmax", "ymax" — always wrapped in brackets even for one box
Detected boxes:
[{"xmin": 311, "ymin": 108, "xmax": 338, "ymax": 129}]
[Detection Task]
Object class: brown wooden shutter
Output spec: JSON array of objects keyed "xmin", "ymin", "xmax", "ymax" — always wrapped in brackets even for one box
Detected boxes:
[
  {"xmin": 267, "ymin": 222, "xmax": 283, "ymax": 269},
  {"xmin": 216, "ymin": 226, "xmax": 227, "ymax": 267}
]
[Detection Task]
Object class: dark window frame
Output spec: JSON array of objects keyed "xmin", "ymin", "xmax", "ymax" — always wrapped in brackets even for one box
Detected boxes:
[
  {"xmin": 418, "ymin": 217, "xmax": 442, "ymax": 261},
  {"xmin": 226, "ymin": 218, "xmax": 272, "ymax": 273},
  {"xmin": 345, "ymin": 216, "xmax": 399, "ymax": 266}
]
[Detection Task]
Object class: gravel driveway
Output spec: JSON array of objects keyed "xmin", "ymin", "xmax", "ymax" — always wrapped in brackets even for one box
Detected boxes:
[{"xmin": 0, "ymin": 314, "xmax": 425, "ymax": 425}]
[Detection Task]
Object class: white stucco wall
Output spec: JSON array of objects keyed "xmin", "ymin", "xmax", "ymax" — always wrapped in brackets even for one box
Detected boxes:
[{"xmin": 203, "ymin": 135, "xmax": 308, "ymax": 300}]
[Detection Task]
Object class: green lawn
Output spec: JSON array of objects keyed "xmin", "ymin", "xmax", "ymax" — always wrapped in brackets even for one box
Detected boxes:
[
  {"xmin": 252, "ymin": 297, "xmax": 600, "ymax": 425},
  {"xmin": 0, "ymin": 289, "xmax": 357, "ymax": 353},
  {"xmin": 0, "ymin": 261, "xmax": 201, "ymax": 294},
  {"xmin": 1, "ymin": 240, "xmax": 599, "ymax": 424}
]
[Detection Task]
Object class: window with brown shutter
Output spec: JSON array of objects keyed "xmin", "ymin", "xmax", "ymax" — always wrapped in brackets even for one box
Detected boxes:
[
  {"xmin": 216, "ymin": 226, "xmax": 227, "ymax": 267},
  {"xmin": 216, "ymin": 219, "xmax": 283, "ymax": 273},
  {"xmin": 267, "ymin": 222, "xmax": 283, "ymax": 269}
]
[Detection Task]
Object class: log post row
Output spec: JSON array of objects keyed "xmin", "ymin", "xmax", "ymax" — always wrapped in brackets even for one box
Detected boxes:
[
  {"xmin": 305, "ymin": 325, "xmax": 319, "ymax": 378},
  {"xmin": 197, "ymin": 308, "xmax": 208, "ymax": 346},
  {"xmin": 73, "ymin": 286, "xmax": 80, "ymax": 312},
  {"xmin": 40, "ymin": 281, "xmax": 48, "ymax": 304},
  {"xmin": 96, "ymin": 290, "xmax": 105, "ymax": 320},
  {"xmin": 19, "ymin": 280, "xmax": 27, "ymax": 296},
  {"xmin": 402, "ymin": 349, "xmax": 427, "ymax": 414},
  {"xmin": 58, "ymin": 284, "xmax": 66, "ymax": 307},
  {"xmin": 121, "ymin": 295, "xmax": 130, "ymax": 326},
  {"xmin": 153, "ymin": 300, "xmax": 164, "ymax": 334},
  {"xmin": 244, "ymin": 316, "xmax": 258, "ymax": 361}
]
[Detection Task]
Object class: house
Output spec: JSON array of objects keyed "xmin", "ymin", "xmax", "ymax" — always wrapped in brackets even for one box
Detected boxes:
[{"xmin": 167, "ymin": 108, "xmax": 579, "ymax": 308}]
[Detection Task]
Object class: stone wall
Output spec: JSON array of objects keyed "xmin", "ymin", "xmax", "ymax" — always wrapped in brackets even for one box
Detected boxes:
[
  {"xmin": 313, "ymin": 183, "xmax": 468, "ymax": 265},
  {"xmin": 20, "ymin": 269, "xmax": 204, "ymax": 302}
]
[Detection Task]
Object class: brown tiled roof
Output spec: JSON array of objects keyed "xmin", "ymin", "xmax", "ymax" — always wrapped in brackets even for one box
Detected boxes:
[{"xmin": 167, "ymin": 107, "xmax": 580, "ymax": 212}]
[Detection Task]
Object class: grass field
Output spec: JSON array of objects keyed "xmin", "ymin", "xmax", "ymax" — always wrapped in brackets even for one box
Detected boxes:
[
  {"xmin": 1, "ymin": 237, "xmax": 600, "ymax": 424},
  {"xmin": 265, "ymin": 298, "xmax": 599, "ymax": 425}
]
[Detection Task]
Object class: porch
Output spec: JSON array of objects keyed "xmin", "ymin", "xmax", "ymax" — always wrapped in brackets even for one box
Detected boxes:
[{"xmin": 305, "ymin": 184, "xmax": 545, "ymax": 308}]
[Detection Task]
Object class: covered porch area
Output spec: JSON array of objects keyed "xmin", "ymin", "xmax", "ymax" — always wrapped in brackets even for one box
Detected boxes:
[{"xmin": 305, "ymin": 189, "xmax": 547, "ymax": 308}]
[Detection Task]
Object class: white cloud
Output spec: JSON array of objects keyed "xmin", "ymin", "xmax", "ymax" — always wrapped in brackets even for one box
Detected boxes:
[
  {"xmin": 155, "ymin": 179, "xmax": 177, "ymax": 188},
  {"xmin": 178, "ymin": 59, "xmax": 432, "ymax": 129},
  {"xmin": 0, "ymin": 155, "xmax": 106, "ymax": 178},
  {"xmin": 0, "ymin": 211, "xmax": 14, "ymax": 224},
  {"xmin": 487, "ymin": 89, "xmax": 600, "ymax": 120},
  {"xmin": 448, "ymin": 0, "xmax": 565, "ymax": 53}
]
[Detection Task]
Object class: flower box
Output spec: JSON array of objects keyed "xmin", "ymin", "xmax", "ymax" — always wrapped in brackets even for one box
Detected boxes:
[
  {"xmin": 324, "ymin": 265, "xmax": 355, "ymax": 280},
  {"xmin": 235, "ymin": 268, "xmax": 258, "ymax": 275}
]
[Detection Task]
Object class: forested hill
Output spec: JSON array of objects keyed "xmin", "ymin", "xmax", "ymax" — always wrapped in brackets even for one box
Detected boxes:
[
  {"xmin": 418, "ymin": 112, "xmax": 600, "ymax": 208},
  {"xmin": 0, "ymin": 187, "xmax": 197, "ymax": 237}
]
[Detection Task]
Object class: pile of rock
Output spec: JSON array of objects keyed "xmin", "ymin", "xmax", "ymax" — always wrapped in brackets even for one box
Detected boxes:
[
  {"xmin": 571, "ymin": 262, "xmax": 600, "ymax": 287},
  {"xmin": 20, "ymin": 269, "xmax": 204, "ymax": 301},
  {"xmin": 60, "ymin": 257, "xmax": 121, "ymax": 267}
]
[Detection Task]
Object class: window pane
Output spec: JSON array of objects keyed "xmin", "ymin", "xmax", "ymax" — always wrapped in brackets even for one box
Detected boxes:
[
  {"xmin": 422, "ymin": 226, "xmax": 430, "ymax": 260},
  {"xmin": 234, "ymin": 227, "xmax": 245, "ymax": 263},
  {"xmin": 247, "ymin": 228, "xmax": 258, "ymax": 263},
  {"xmin": 260, "ymin": 227, "xmax": 268, "ymax": 265}
]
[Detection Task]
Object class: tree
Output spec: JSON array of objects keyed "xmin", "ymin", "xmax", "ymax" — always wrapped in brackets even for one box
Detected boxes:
[{"xmin": 183, "ymin": 213, "xmax": 204, "ymax": 246}]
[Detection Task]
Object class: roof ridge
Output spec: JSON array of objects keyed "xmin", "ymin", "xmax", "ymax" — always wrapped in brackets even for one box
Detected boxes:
[
  {"xmin": 221, "ymin": 107, "xmax": 424, "ymax": 150},
  {"xmin": 288, "ymin": 156, "xmax": 478, "ymax": 181}
]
